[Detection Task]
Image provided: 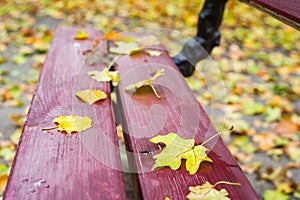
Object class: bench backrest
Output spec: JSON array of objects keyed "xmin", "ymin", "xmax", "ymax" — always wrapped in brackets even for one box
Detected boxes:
[{"xmin": 241, "ymin": 0, "xmax": 300, "ymax": 30}]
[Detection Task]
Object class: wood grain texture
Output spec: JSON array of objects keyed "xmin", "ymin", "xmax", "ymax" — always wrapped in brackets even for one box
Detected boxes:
[
  {"xmin": 4, "ymin": 27, "xmax": 126, "ymax": 200},
  {"xmin": 116, "ymin": 48, "xmax": 259, "ymax": 199},
  {"xmin": 241, "ymin": 0, "xmax": 300, "ymax": 30}
]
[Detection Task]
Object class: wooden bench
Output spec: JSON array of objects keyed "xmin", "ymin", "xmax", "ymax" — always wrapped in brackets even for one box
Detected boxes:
[
  {"xmin": 240, "ymin": 0, "xmax": 300, "ymax": 30},
  {"xmin": 4, "ymin": 27, "xmax": 259, "ymax": 200}
]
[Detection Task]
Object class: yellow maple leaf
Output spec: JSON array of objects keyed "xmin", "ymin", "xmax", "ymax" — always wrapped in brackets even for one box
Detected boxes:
[
  {"xmin": 74, "ymin": 30, "xmax": 90, "ymax": 40},
  {"xmin": 76, "ymin": 89, "xmax": 107, "ymax": 105},
  {"xmin": 53, "ymin": 115, "xmax": 92, "ymax": 134},
  {"xmin": 186, "ymin": 181, "xmax": 241, "ymax": 200},
  {"xmin": 150, "ymin": 133, "xmax": 212, "ymax": 175}
]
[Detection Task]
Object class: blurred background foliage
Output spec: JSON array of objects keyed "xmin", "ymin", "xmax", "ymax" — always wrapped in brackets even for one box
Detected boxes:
[{"xmin": 0, "ymin": 0, "xmax": 299, "ymax": 199}]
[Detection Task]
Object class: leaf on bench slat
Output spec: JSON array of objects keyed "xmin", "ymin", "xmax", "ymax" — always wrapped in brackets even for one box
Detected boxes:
[
  {"xmin": 88, "ymin": 70, "xmax": 120, "ymax": 86},
  {"xmin": 53, "ymin": 115, "xmax": 92, "ymax": 134},
  {"xmin": 110, "ymin": 41, "xmax": 140, "ymax": 55},
  {"xmin": 145, "ymin": 49, "xmax": 162, "ymax": 56},
  {"xmin": 102, "ymin": 31, "xmax": 125, "ymax": 42},
  {"xmin": 76, "ymin": 89, "xmax": 107, "ymax": 105},
  {"xmin": 125, "ymin": 68, "xmax": 165, "ymax": 99},
  {"xmin": 150, "ymin": 133, "xmax": 212, "ymax": 175},
  {"xmin": 186, "ymin": 181, "xmax": 241, "ymax": 200},
  {"xmin": 74, "ymin": 30, "xmax": 90, "ymax": 40}
]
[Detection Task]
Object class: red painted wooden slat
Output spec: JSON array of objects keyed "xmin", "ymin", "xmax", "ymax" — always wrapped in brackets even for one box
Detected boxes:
[
  {"xmin": 116, "ymin": 48, "xmax": 259, "ymax": 199},
  {"xmin": 4, "ymin": 27, "xmax": 126, "ymax": 200},
  {"xmin": 241, "ymin": 0, "xmax": 300, "ymax": 30}
]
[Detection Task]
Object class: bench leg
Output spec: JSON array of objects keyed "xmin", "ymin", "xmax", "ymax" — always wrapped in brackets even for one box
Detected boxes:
[{"xmin": 173, "ymin": 0, "xmax": 228, "ymax": 76}]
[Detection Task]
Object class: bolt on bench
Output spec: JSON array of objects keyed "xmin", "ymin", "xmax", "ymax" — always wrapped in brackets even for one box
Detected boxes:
[{"xmin": 4, "ymin": 27, "xmax": 259, "ymax": 200}]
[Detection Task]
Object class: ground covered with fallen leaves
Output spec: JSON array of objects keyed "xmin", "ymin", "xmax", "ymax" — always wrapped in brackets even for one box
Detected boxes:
[{"xmin": 0, "ymin": 0, "xmax": 299, "ymax": 199}]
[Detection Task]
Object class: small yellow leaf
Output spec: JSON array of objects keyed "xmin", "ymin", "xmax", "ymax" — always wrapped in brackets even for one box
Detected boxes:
[
  {"xmin": 0, "ymin": 174, "xmax": 8, "ymax": 194},
  {"xmin": 183, "ymin": 145, "xmax": 212, "ymax": 174},
  {"xmin": 102, "ymin": 31, "xmax": 125, "ymax": 41},
  {"xmin": 108, "ymin": 71, "xmax": 120, "ymax": 86},
  {"xmin": 125, "ymin": 68, "xmax": 165, "ymax": 99},
  {"xmin": 88, "ymin": 70, "xmax": 111, "ymax": 82},
  {"xmin": 150, "ymin": 133, "xmax": 212, "ymax": 174},
  {"xmin": 110, "ymin": 41, "xmax": 140, "ymax": 55},
  {"xmin": 150, "ymin": 133, "xmax": 195, "ymax": 170},
  {"xmin": 187, "ymin": 182, "xmax": 229, "ymax": 200},
  {"xmin": 186, "ymin": 181, "xmax": 241, "ymax": 200},
  {"xmin": 88, "ymin": 70, "xmax": 120, "ymax": 86},
  {"xmin": 74, "ymin": 30, "xmax": 90, "ymax": 40},
  {"xmin": 152, "ymin": 68, "xmax": 165, "ymax": 80},
  {"xmin": 129, "ymin": 47, "xmax": 143, "ymax": 55},
  {"xmin": 76, "ymin": 89, "xmax": 107, "ymax": 104},
  {"xmin": 146, "ymin": 50, "xmax": 162, "ymax": 56},
  {"xmin": 53, "ymin": 115, "xmax": 92, "ymax": 134}
]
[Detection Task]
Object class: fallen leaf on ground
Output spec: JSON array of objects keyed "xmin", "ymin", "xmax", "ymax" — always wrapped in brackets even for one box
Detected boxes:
[
  {"xmin": 125, "ymin": 68, "xmax": 165, "ymax": 99},
  {"xmin": 76, "ymin": 89, "xmax": 107, "ymax": 104},
  {"xmin": 267, "ymin": 95, "xmax": 293, "ymax": 113},
  {"xmin": 267, "ymin": 148, "xmax": 284, "ymax": 161},
  {"xmin": 264, "ymin": 106, "xmax": 281, "ymax": 123},
  {"xmin": 232, "ymin": 136, "xmax": 256, "ymax": 153},
  {"xmin": 263, "ymin": 189, "xmax": 289, "ymax": 200},
  {"xmin": 186, "ymin": 181, "xmax": 241, "ymax": 200},
  {"xmin": 241, "ymin": 162, "xmax": 262, "ymax": 174},
  {"xmin": 9, "ymin": 128, "xmax": 22, "ymax": 145},
  {"xmin": 241, "ymin": 102, "xmax": 265, "ymax": 115},
  {"xmin": 0, "ymin": 173, "xmax": 8, "ymax": 194},
  {"xmin": 0, "ymin": 147, "xmax": 15, "ymax": 161},
  {"xmin": 0, "ymin": 164, "xmax": 8, "ymax": 177},
  {"xmin": 0, "ymin": 56, "xmax": 7, "ymax": 64},
  {"xmin": 284, "ymin": 141, "xmax": 300, "ymax": 163},
  {"xmin": 273, "ymin": 120, "xmax": 298, "ymax": 140},
  {"xmin": 277, "ymin": 182, "xmax": 293, "ymax": 194},
  {"xmin": 150, "ymin": 133, "xmax": 212, "ymax": 175},
  {"xmin": 43, "ymin": 115, "xmax": 92, "ymax": 134},
  {"xmin": 74, "ymin": 30, "xmax": 90, "ymax": 40},
  {"xmin": 274, "ymin": 137, "xmax": 289, "ymax": 147},
  {"xmin": 285, "ymin": 162, "xmax": 299, "ymax": 169},
  {"xmin": 227, "ymin": 144, "xmax": 254, "ymax": 163},
  {"xmin": 12, "ymin": 53, "xmax": 26, "ymax": 65},
  {"xmin": 261, "ymin": 166, "xmax": 288, "ymax": 186},
  {"xmin": 294, "ymin": 192, "xmax": 300, "ymax": 199},
  {"xmin": 253, "ymin": 132, "xmax": 276, "ymax": 151}
]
